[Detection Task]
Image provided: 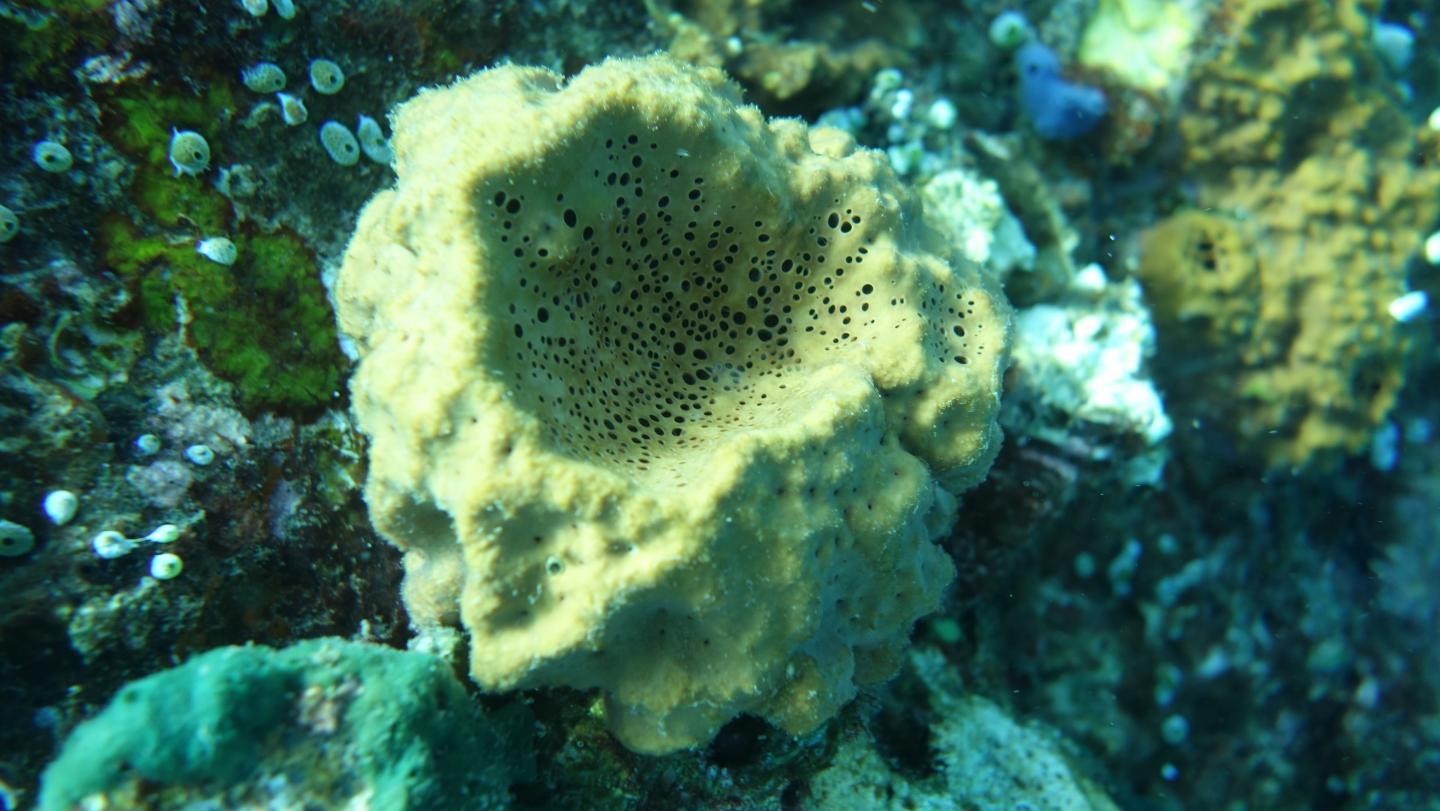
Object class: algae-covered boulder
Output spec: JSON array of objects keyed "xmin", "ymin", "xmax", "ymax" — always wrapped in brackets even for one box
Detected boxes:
[
  {"xmin": 335, "ymin": 55, "xmax": 1009, "ymax": 753},
  {"xmin": 806, "ymin": 651, "xmax": 1121, "ymax": 811},
  {"xmin": 39, "ymin": 638, "xmax": 527, "ymax": 811}
]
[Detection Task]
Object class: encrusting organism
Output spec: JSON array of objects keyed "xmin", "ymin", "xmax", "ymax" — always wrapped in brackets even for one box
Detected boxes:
[{"xmin": 336, "ymin": 55, "xmax": 1010, "ymax": 754}]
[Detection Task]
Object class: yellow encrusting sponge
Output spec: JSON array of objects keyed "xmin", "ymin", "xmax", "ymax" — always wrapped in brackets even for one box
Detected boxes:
[{"xmin": 335, "ymin": 54, "xmax": 1009, "ymax": 754}]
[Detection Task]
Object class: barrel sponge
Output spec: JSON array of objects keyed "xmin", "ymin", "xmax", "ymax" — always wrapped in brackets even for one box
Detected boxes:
[{"xmin": 335, "ymin": 55, "xmax": 1009, "ymax": 754}]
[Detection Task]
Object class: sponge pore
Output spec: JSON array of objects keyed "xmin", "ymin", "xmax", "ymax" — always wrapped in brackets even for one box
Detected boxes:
[
  {"xmin": 490, "ymin": 180, "xmax": 893, "ymax": 477},
  {"xmin": 336, "ymin": 55, "xmax": 1010, "ymax": 754}
]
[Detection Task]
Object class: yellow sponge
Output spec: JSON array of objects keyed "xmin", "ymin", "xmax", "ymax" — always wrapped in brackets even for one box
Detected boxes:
[{"xmin": 336, "ymin": 55, "xmax": 1009, "ymax": 753}]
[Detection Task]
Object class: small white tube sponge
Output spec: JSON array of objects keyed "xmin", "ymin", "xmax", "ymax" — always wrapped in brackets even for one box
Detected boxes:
[{"xmin": 335, "ymin": 55, "xmax": 1010, "ymax": 754}]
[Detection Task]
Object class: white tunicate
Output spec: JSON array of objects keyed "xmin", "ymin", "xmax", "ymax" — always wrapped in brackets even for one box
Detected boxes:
[
  {"xmin": 1424, "ymin": 230, "xmax": 1440, "ymax": 265},
  {"xmin": 0, "ymin": 520, "xmax": 35, "ymax": 557},
  {"xmin": 135, "ymin": 433, "xmax": 162, "ymax": 455},
  {"xmin": 1072, "ymin": 263, "xmax": 1109, "ymax": 294},
  {"xmin": 1160, "ymin": 714, "xmax": 1190, "ymax": 745},
  {"xmin": 92, "ymin": 530, "xmax": 136, "ymax": 559},
  {"xmin": 240, "ymin": 0, "xmax": 268, "ymax": 15},
  {"xmin": 33, "ymin": 140, "xmax": 74, "ymax": 172},
  {"xmin": 925, "ymin": 98, "xmax": 957, "ymax": 130},
  {"xmin": 0, "ymin": 204, "xmax": 17, "ymax": 243},
  {"xmin": 1354, "ymin": 675, "xmax": 1381, "ymax": 709},
  {"xmin": 1429, "ymin": 106, "xmax": 1440, "ymax": 132},
  {"xmin": 169, "ymin": 129, "xmax": 211, "ymax": 177},
  {"xmin": 242, "ymin": 62, "xmax": 286, "ymax": 93},
  {"xmin": 1387, "ymin": 290, "xmax": 1428, "ymax": 322},
  {"xmin": 196, "ymin": 236, "xmax": 238, "ymax": 266},
  {"xmin": 988, "ymin": 10, "xmax": 1033, "ymax": 50},
  {"xmin": 889, "ymin": 88, "xmax": 914, "ymax": 120},
  {"xmin": 309, "ymin": 58, "xmax": 345, "ymax": 94},
  {"xmin": 185, "ymin": 444, "xmax": 216, "ymax": 465},
  {"xmin": 150, "ymin": 552, "xmax": 184, "ymax": 579},
  {"xmin": 43, "ymin": 490, "xmax": 78, "ymax": 525},
  {"xmin": 277, "ymin": 92, "xmax": 308, "ymax": 126},
  {"xmin": 356, "ymin": 115, "xmax": 393, "ymax": 164},
  {"xmin": 145, "ymin": 524, "xmax": 182, "ymax": 544},
  {"xmin": 272, "ymin": 0, "xmax": 296, "ymax": 18},
  {"xmin": 319, "ymin": 121, "xmax": 360, "ymax": 166}
]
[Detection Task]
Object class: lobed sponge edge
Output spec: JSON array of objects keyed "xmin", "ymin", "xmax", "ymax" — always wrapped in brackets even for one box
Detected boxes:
[{"xmin": 337, "ymin": 54, "xmax": 1009, "ymax": 753}]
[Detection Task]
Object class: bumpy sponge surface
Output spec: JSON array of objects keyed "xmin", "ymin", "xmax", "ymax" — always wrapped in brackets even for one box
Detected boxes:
[{"xmin": 336, "ymin": 55, "xmax": 1009, "ymax": 753}]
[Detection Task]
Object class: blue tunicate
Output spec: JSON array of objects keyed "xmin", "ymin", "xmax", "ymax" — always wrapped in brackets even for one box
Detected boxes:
[
  {"xmin": 1373, "ymin": 20, "xmax": 1415, "ymax": 73},
  {"xmin": 1016, "ymin": 42, "xmax": 1107, "ymax": 140}
]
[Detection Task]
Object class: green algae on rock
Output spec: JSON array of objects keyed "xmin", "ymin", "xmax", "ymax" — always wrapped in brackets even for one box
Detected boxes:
[{"xmin": 94, "ymin": 79, "xmax": 347, "ymax": 415}]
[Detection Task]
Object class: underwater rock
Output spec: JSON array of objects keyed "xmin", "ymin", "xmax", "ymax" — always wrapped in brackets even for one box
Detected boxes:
[{"xmin": 38, "ymin": 638, "xmax": 528, "ymax": 811}]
